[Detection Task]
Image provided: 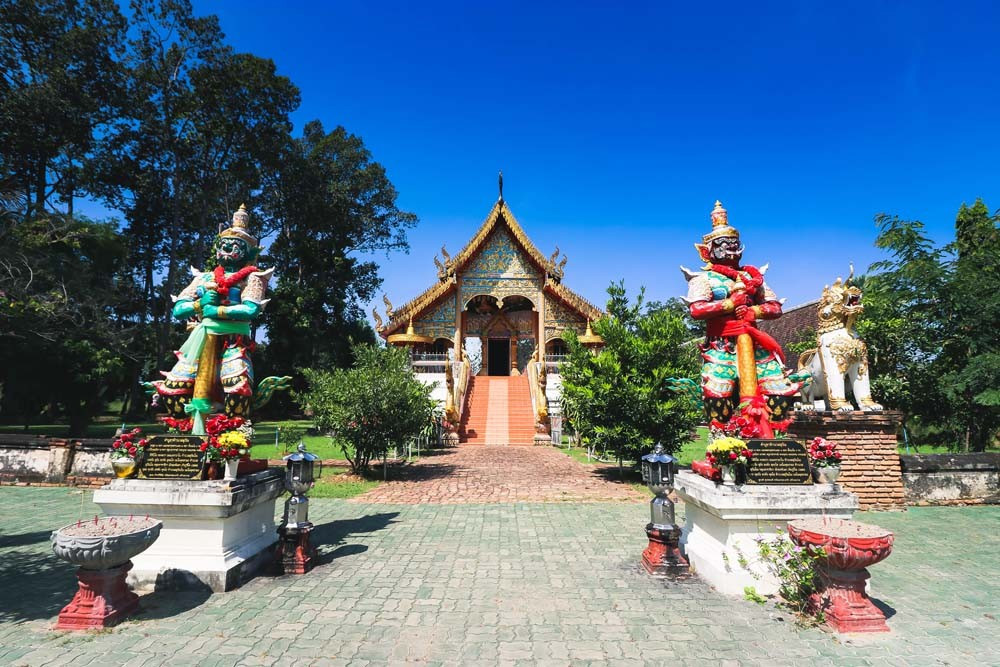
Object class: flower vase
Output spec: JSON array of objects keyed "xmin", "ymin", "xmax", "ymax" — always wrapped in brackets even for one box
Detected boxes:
[
  {"xmin": 223, "ymin": 459, "xmax": 239, "ymax": 481},
  {"xmin": 111, "ymin": 457, "xmax": 137, "ymax": 479},
  {"xmin": 720, "ymin": 464, "xmax": 736, "ymax": 485},
  {"xmin": 814, "ymin": 465, "xmax": 841, "ymax": 485}
]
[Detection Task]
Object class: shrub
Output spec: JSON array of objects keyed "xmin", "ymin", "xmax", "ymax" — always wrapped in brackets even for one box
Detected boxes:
[{"xmin": 297, "ymin": 344, "xmax": 435, "ymax": 475}]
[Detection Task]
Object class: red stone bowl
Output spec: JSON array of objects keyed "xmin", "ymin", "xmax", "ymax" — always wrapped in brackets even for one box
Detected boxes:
[{"xmin": 787, "ymin": 518, "xmax": 894, "ymax": 570}]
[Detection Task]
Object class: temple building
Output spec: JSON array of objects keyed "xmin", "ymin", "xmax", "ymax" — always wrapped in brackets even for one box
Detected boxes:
[{"xmin": 375, "ymin": 183, "xmax": 604, "ymax": 445}]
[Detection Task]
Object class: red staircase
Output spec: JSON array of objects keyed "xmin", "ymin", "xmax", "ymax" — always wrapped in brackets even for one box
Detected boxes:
[{"xmin": 460, "ymin": 376, "xmax": 536, "ymax": 446}]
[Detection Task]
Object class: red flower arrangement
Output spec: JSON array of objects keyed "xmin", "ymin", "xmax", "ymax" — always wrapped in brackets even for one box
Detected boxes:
[
  {"xmin": 200, "ymin": 414, "xmax": 250, "ymax": 462},
  {"xmin": 110, "ymin": 428, "xmax": 148, "ymax": 461},
  {"xmin": 809, "ymin": 437, "xmax": 842, "ymax": 468},
  {"xmin": 162, "ymin": 416, "xmax": 193, "ymax": 433},
  {"xmin": 710, "ymin": 415, "xmax": 762, "ymax": 440}
]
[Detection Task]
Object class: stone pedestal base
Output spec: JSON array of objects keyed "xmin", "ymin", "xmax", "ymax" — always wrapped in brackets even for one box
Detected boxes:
[
  {"xmin": 277, "ymin": 523, "xmax": 315, "ymax": 575},
  {"xmin": 56, "ymin": 562, "xmax": 138, "ymax": 630},
  {"xmin": 790, "ymin": 411, "xmax": 905, "ymax": 509},
  {"xmin": 641, "ymin": 524, "xmax": 689, "ymax": 577},
  {"xmin": 93, "ymin": 469, "xmax": 283, "ymax": 592},
  {"xmin": 674, "ymin": 471, "xmax": 857, "ymax": 595},
  {"xmin": 442, "ymin": 432, "xmax": 460, "ymax": 446},
  {"xmin": 811, "ymin": 566, "xmax": 890, "ymax": 633},
  {"xmin": 533, "ymin": 433, "xmax": 552, "ymax": 446}
]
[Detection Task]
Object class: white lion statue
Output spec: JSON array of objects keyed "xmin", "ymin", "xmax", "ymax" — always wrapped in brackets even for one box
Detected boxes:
[{"xmin": 797, "ymin": 266, "xmax": 883, "ymax": 412}]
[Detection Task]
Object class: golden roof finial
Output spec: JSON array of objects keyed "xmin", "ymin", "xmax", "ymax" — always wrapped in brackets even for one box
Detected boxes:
[
  {"xmin": 386, "ymin": 315, "xmax": 433, "ymax": 346},
  {"xmin": 578, "ymin": 319, "xmax": 604, "ymax": 346}
]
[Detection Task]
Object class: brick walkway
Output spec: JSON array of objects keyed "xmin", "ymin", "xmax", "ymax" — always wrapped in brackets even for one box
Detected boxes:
[
  {"xmin": 0, "ymin": 488, "xmax": 996, "ymax": 666},
  {"xmin": 353, "ymin": 445, "xmax": 645, "ymax": 504}
]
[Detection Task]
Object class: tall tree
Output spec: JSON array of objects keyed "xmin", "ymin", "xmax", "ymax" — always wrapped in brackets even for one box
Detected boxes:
[
  {"xmin": 860, "ymin": 200, "xmax": 1000, "ymax": 451},
  {"xmin": 0, "ymin": 213, "xmax": 135, "ymax": 433},
  {"xmin": 93, "ymin": 0, "xmax": 299, "ymax": 400},
  {"xmin": 262, "ymin": 120, "xmax": 417, "ymax": 374},
  {"xmin": 0, "ymin": 0, "xmax": 126, "ymax": 216}
]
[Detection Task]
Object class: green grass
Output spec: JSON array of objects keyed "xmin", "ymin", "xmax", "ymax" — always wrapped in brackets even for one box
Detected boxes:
[
  {"xmin": 309, "ymin": 471, "xmax": 379, "ymax": 499},
  {"xmin": 556, "ymin": 426, "xmax": 709, "ymax": 468}
]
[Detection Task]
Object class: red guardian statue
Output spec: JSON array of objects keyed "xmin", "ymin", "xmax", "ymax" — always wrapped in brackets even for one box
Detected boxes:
[{"xmin": 681, "ymin": 201, "xmax": 803, "ymax": 439}]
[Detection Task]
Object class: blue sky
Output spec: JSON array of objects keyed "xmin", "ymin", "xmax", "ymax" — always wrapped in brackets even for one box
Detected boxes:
[{"xmin": 187, "ymin": 2, "xmax": 999, "ymax": 313}]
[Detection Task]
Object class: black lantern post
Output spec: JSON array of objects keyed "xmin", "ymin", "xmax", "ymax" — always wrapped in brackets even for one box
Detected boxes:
[
  {"xmin": 640, "ymin": 443, "xmax": 688, "ymax": 576},
  {"xmin": 277, "ymin": 442, "xmax": 318, "ymax": 574}
]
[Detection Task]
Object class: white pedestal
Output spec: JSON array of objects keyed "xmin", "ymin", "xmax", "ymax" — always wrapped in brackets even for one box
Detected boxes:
[
  {"xmin": 93, "ymin": 469, "xmax": 284, "ymax": 592},
  {"xmin": 674, "ymin": 470, "xmax": 857, "ymax": 596}
]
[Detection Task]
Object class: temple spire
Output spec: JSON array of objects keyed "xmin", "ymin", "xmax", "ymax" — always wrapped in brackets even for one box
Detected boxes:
[{"xmin": 498, "ymin": 170, "xmax": 504, "ymax": 201}]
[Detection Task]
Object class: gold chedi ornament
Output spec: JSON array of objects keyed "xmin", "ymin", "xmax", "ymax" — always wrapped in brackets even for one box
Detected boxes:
[
  {"xmin": 387, "ymin": 317, "xmax": 433, "ymax": 346},
  {"xmin": 577, "ymin": 320, "xmax": 604, "ymax": 346}
]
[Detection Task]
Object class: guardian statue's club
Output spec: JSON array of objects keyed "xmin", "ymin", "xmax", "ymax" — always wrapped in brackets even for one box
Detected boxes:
[{"xmin": 680, "ymin": 201, "xmax": 804, "ymax": 437}]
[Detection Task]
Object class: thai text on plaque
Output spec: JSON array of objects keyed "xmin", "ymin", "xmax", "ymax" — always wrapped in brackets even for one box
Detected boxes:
[
  {"xmin": 138, "ymin": 435, "xmax": 204, "ymax": 480},
  {"xmin": 745, "ymin": 439, "xmax": 812, "ymax": 485}
]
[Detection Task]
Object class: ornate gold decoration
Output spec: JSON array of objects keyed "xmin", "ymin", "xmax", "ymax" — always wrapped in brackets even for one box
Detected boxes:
[
  {"xmin": 379, "ymin": 198, "xmax": 603, "ymax": 337},
  {"xmin": 435, "ymin": 244, "xmax": 456, "ymax": 281},
  {"xmin": 382, "ymin": 294, "xmax": 395, "ymax": 320},
  {"xmin": 545, "ymin": 246, "xmax": 567, "ymax": 282},
  {"xmin": 220, "ymin": 203, "xmax": 258, "ymax": 247},
  {"xmin": 386, "ymin": 318, "xmax": 433, "ymax": 346},
  {"xmin": 816, "ymin": 266, "xmax": 863, "ymax": 335},
  {"xmin": 828, "ymin": 337, "xmax": 868, "ymax": 376},
  {"xmin": 372, "ymin": 308, "xmax": 384, "ymax": 332},
  {"xmin": 545, "ymin": 282, "xmax": 603, "ymax": 321},
  {"xmin": 577, "ymin": 320, "xmax": 604, "ymax": 346},
  {"xmin": 413, "ymin": 294, "xmax": 457, "ymax": 341},
  {"xmin": 693, "ymin": 200, "xmax": 740, "ymax": 261}
]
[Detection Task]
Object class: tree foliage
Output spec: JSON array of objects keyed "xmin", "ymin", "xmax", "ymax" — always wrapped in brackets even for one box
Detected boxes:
[
  {"xmin": 0, "ymin": 213, "xmax": 135, "ymax": 433},
  {"xmin": 560, "ymin": 281, "xmax": 700, "ymax": 468},
  {"xmin": 859, "ymin": 200, "xmax": 1000, "ymax": 451},
  {"xmin": 0, "ymin": 0, "xmax": 126, "ymax": 217},
  {"xmin": 261, "ymin": 121, "xmax": 417, "ymax": 374},
  {"xmin": 297, "ymin": 345, "xmax": 434, "ymax": 475},
  {"xmin": 0, "ymin": 0, "xmax": 414, "ymax": 432}
]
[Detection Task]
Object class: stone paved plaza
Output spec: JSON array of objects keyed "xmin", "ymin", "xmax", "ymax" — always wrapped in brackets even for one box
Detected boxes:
[
  {"xmin": 1, "ymin": 477, "xmax": 998, "ymax": 666},
  {"xmin": 354, "ymin": 447, "xmax": 645, "ymax": 504}
]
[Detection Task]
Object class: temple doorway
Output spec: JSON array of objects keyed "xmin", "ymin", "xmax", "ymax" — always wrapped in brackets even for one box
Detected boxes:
[{"xmin": 487, "ymin": 339, "xmax": 510, "ymax": 376}]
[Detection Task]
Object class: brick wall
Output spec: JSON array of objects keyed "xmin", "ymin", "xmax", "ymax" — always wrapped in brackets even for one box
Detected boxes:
[{"xmin": 790, "ymin": 411, "xmax": 905, "ymax": 510}]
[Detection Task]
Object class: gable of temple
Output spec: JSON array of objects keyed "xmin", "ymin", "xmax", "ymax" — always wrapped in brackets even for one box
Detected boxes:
[{"xmin": 377, "ymin": 197, "xmax": 601, "ymax": 362}]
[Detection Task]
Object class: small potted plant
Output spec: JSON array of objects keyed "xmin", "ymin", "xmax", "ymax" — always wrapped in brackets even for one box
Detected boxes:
[
  {"xmin": 200, "ymin": 415, "xmax": 251, "ymax": 480},
  {"xmin": 109, "ymin": 428, "xmax": 148, "ymax": 478},
  {"xmin": 809, "ymin": 436, "xmax": 842, "ymax": 484},
  {"xmin": 217, "ymin": 430, "xmax": 250, "ymax": 480},
  {"xmin": 706, "ymin": 436, "xmax": 753, "ymax": 485}
]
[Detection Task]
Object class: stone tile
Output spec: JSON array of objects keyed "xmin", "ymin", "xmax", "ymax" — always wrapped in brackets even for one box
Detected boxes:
[
  {"xmin": 352, "ymin": 445, "xmax": 645, "ymax": 503},
  {"xmin": 0, "ymin": 488, "xmax": 997, "ymax": 666}
]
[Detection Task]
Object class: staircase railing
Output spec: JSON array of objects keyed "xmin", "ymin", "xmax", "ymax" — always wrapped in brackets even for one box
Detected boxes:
[
  {"xmin": 444, "ymin": 358, "xmax": 470, "ymax": 422},
  {"xmin": 527, "ymin": 358, "xmax": 549, "ymax": 437},
  {"xmin": 454, "ymin": 358, "xmax": 470, "ymax": 423}
]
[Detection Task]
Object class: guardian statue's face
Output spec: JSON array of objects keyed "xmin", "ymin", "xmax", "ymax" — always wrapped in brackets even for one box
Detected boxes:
[
  {"xmin": 709, "ymin": 235, "xmax": 743, "ymax": 266},
  {"xmin": 217, "ymin": 237, "xmax": 251, "ymax": 270}
]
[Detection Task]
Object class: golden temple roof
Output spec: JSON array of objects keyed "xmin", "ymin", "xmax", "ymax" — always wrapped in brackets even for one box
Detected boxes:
[{"xmin": 379, "ymin": 199, "xmax": 603, "ymax": 337}]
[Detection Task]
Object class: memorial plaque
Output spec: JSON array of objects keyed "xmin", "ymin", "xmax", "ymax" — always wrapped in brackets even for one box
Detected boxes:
[
  {"xmin": 138, "ymin": 435, "xmax": 205, "ymax": 480},
  {"xmin": 745, "ymin": 439, "xmax": 812, "ymax": 485}
]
